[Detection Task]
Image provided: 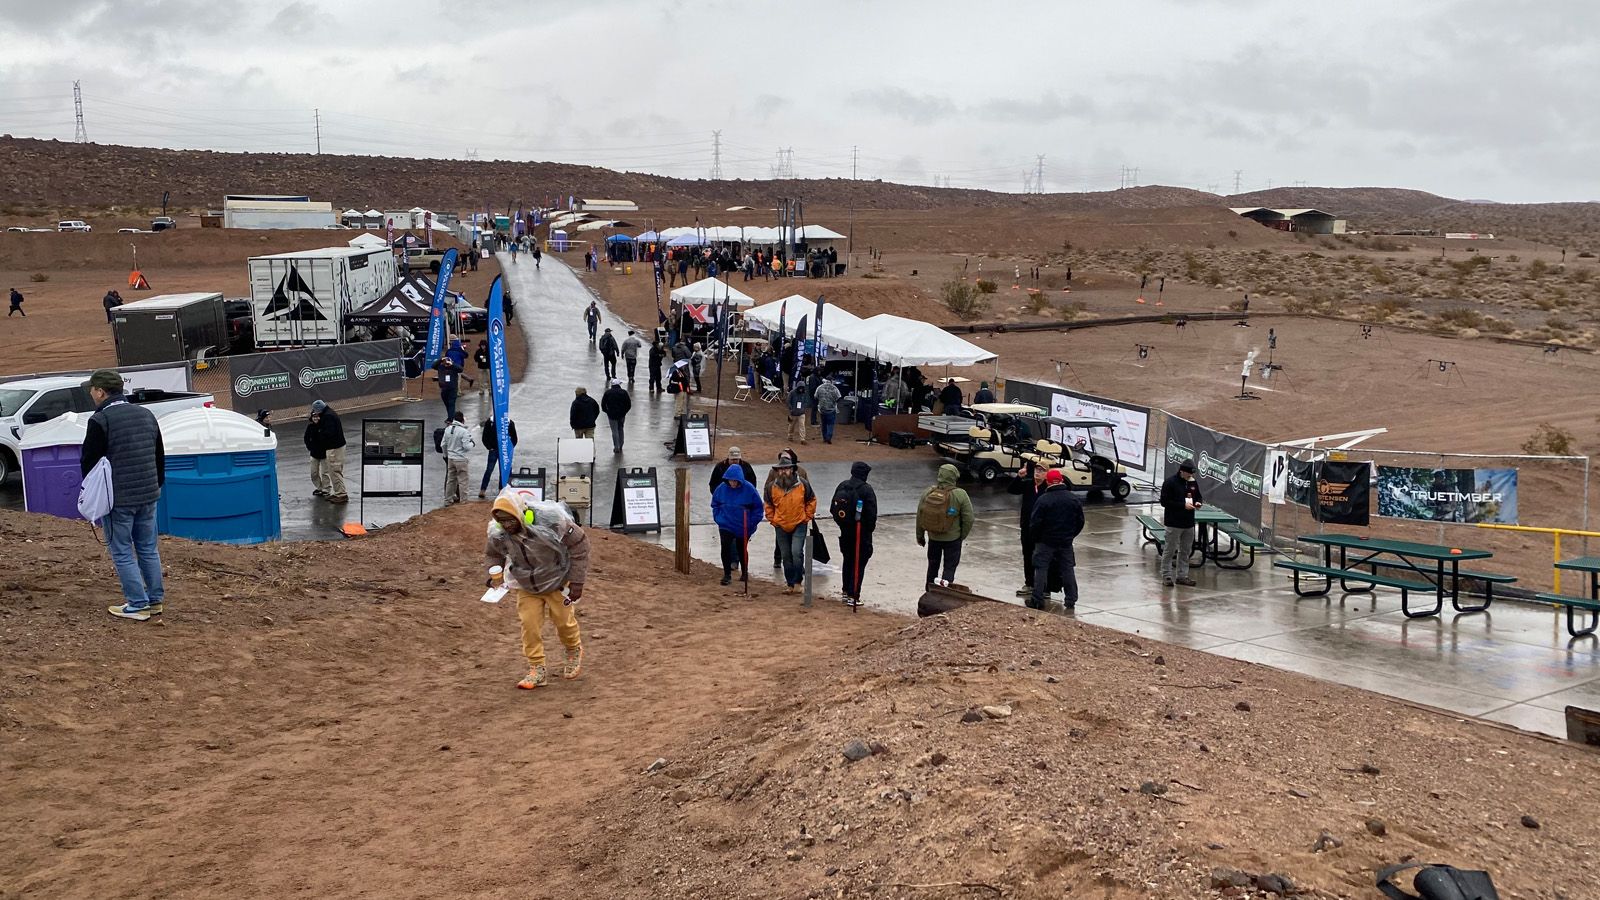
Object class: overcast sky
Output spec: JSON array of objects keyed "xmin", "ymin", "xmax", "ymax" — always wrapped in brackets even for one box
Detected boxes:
[{"xmin": 0, "ymin": 0, "xmax": 1594, "ymax": 203}]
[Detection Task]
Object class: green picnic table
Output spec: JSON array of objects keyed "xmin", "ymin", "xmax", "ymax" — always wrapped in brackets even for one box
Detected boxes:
[
  {"xmin": 1286, "ymin": 534, "xmax": 1494, "ymax": 619},
  {"xmin": 1541, "ymin": 558, "xmax": 1600, "ymax": 638}
]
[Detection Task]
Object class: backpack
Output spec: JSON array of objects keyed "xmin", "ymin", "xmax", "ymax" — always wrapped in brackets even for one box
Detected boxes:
[
  {"xmin": 1377, "ymin": 862, "xmax": 1499, "ymax": 900},
  {"xmin": 917, "ymin": 485, "xmax": 958, "ymax": 534},
  {"xmin": 433, "ymin": 426, "xmax": 445, "ymax": 453},
  {"xmin": 831, "ymin": 480, "xmax": 862, "ymax": 523}
]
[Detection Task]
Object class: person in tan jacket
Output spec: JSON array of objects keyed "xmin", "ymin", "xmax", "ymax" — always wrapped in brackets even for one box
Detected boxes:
[
  {"xmin": 763, "ymin": 454, "xmax": 817, "ymax": 593},
  {"xmin": 483, "ymin": 494, "xmax": 591, "ymax": 690}
]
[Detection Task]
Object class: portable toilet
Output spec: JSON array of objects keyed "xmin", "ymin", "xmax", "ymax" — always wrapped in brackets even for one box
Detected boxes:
[
  {"xmin": 157, "ymin": 407, "xmax": 281, "ymax": 544},
  {"xmin": 18, "ymin": 412, "xmax": 91, "ymax": 520},
  {"xmin": 552, "ymin": 229, "xmax": 570, "ymax": 252}
]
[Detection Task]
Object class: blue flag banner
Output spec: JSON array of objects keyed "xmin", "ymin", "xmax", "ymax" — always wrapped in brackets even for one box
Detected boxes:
[
  {"xmin": 423, "ymin": 247, "xmax": 459, "ymax": 371},
  {"xmin": 814, "ymin": 294, "xmax": 826, "ymax": 361},
  {"xmin": 487, "ymin": 275, "xmax": 513, "ymax": 488}
]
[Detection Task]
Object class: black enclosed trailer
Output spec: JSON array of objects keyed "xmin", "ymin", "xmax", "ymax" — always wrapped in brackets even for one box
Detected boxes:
[{"xmin": 112, "ymin": 292, "xmax": 228, "ymax": 366}]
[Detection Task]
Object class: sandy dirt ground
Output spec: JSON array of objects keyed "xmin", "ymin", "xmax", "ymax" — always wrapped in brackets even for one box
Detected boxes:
[{"xmin": 2, "ymin": 506, "xmax": 1594, "ymax": 899}]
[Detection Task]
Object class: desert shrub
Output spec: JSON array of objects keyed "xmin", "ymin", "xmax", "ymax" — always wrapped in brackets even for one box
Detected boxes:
[
  {"xmin": 1506, "ymin": 254, "xmax": 1521, "ymax": 263},
  {"xmin": 975, "ymin": 278, "xmax": 998, "ymax": 294},
  {"xmin": 1479, "ymin": 316, "xmax": 1515, "ymax": 334},
  {"xmin": 1534, "ymin": 297, "xmax": 1557, "ymax": 311},
  {"xmin": 1370, "ymin": 265, "xmax": 1396, "ymax": 285},
  {"xmin": 1434, "ymin": 308, "xmax": 1484, "ymax": 329},
  {"xmin": 1546, "ymin": 315, "xmax": 1577, "ymax": 331},
  {"xmin": 1227, "ymin": 297, "xmax": 1250, "ymax": 311},
  {"xmin": 861, "ymin": 272, "xmax": 883, "ymax": 279},
  {"xmin": 1570, "ymin": 267, "xmax": 1593, "ymax": 284},
  {"xmin": 1528, "ymin": 259, "xmax": 1550, "ymax": 279},
  {"xmin": 1577, "ymin": 250, "xmax": 1596, "ymax": 259},
  {"xmin": 1227, "ymin": 229, "xmax": 1239, "ymax": 239},
  {"xmin": 1026, "ymin": 291, "xmax": 1050, "ymax": 314},
  {"xmin": 941, "ymin": 279, "xmax": 988, "ymax": 320},
  {"xmin": 28, "ymin": 273, "xmax": 48, "ymax": 283},
  {"xmin": 1058, "ymin": 301, "xmax": 1086, "ymax": 321},
  {"xmin": 1522, "ymin": 423, "xmax": 1575, "ymax": 455},
  {"xmin": 1371, "ymin": 298, "xmax": 1410, "ymax": 321},
  {"xmin": 1203, "ymin": 267, "xmax": 1223, "ymax": 287}
]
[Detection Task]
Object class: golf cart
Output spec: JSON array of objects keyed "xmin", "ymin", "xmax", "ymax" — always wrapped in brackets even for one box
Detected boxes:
[
  {"xmin": 1025, "ymin": 416, "xmax": 1132, "ymax": 501},
  {"xmin": 920, "ymin": 402, "xmax": 1045, "ymax": 484}
]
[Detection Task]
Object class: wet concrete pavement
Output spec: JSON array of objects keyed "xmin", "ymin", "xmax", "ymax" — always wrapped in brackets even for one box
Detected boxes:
[{"xmin": 3, "ymin": 255, "xmax": 1594, "ymax": 739}]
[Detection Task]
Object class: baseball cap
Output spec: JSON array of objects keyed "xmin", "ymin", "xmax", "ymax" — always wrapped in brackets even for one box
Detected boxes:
[
  {"xmin": 1045, "ymin": 469, "xmax": 1065, "ymax": 485},
  {"xmin": 728, "ymin": 446, "xmax": 742, "ymax": 459},
  {"xmin": 311, "ymin": 400, "xmax": 327, "ymax": 414},
  {"xmin": 82, "ymin": 369, "xmax": 123, "ymax": 392}
]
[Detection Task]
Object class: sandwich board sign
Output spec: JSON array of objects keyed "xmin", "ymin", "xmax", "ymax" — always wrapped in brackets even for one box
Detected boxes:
[{"xmin": 610, "ymin": 467, "xmax": 661, "ymax": 533}]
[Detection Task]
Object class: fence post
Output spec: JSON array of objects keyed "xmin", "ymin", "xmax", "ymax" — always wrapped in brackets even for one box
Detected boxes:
[{"xmin": 674, "ymin": 467, "xmax": 691, "ymax": 575}]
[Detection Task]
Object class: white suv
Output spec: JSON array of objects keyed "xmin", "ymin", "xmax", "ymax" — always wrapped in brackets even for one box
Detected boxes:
[{"xmin": 57, "ymin": 220, "xmax": 91, "ymax": 232}]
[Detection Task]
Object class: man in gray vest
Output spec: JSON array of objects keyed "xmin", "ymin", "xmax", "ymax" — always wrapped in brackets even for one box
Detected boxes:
[{"xmin": 79, "ymin": 369, "xmax": 167, "ymax": 621}]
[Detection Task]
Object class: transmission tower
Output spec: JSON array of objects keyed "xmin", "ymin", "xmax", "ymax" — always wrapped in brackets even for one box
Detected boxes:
[
  {"xmin": 314, "ymin": 108, "xmax": 321, "ymax": 155},
  {"xmin": 72, "ymin": 81, "xmax": 87, "ymax": 143},
  {"xmin": 710, "ymin": 130, "xmax": 723, "ymax": 180},
  {"xmin": 1034, "ymin": 155, "xmax": 1045, "ymax": 194},
  {"xmin": 851, "ymin": 145, "xmax": 858, "ymax": 180},
  {"xmin": 1233, "ymin": 170, "xmax": 1243, "ymax": 193}
]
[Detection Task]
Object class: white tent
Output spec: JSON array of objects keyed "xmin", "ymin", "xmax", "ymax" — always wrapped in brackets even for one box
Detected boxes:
[
  {"xmin": 796, "ymin": 224, "xmax": 847, "ymax": 240},
  {"xmin": 744, "ymin": 295, "xmax": 862, "ymax": 338},
  {"xmin": 348, "ymin": 233, "xmax": 389, "ymax": 249},
  {"xmin": 826, "ymin": 314, "xmax": 995, "ymax": 367},
  {"xmin": 669, "ymin": 277, "xmax": 757, "ymax": 307},
  {"xmin": 659, "ymin": 226, "xmax": 696, "ymax": 239},
  {"xmin": 575, "ymin": 219, "xmax": 619, "ymax": 232}
]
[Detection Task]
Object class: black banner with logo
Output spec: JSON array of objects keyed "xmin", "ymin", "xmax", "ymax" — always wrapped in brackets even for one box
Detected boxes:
[
  {"xmin": 1315, "ymin": 460, "xmax": 1371, "ymax": 526},
  {"xmin": 1164, "ymin": 416, "xmax": 1266, "ymax": 527},
  {"xmin": 229, "ymin": 339, "xmax": 404, "ymax": 411}
]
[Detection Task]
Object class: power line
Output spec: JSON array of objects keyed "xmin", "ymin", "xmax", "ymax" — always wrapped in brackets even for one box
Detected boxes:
[{"xmin": 710, "ymin": 129, "xmax": 722, "ymax": 179}]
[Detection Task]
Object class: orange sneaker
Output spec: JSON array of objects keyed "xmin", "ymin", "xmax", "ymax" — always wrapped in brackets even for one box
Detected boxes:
[
  {"xmin": 562, "ymin": 647, "xmax": 584, "ymax": 680},
  {"xmin": 516, "ymin": 666, "xmax": 549, "ymax": 690}
]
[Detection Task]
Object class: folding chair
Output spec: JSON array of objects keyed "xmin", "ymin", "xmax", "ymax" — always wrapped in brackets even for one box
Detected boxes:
[
  {"xmin": 733, "ymin": 376, "xmax": 752, "ymax": 402},
  {"xmin": 759, "ymin": 376, "xmax": 780, "ymax": 402}
]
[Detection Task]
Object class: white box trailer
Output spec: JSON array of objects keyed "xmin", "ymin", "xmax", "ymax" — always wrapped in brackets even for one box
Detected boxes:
[{"xmin": 248, "ymin": 247, "xmax": 398, "ymax": 348}]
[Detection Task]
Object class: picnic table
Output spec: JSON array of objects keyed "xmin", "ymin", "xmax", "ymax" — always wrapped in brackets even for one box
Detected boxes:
[
  {"xmin": 1278, "ymin": 534, "xmax": 1502, "ymax": 619},
  {"xmin": 1539, "ymin": 557, "xmax": 1600, "ymax": 637},
  {"xmin": 1136, "ymin": 507, "xmax": 1267, "ymax": 570}
]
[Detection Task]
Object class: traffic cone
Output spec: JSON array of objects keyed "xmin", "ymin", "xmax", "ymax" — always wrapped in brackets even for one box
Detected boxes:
[
  {"xmin": 1135, "ymin": 295, "xmax": 1146, "ymax": 304},
  {"xmin": 128, "ymin": 270, "xmax": 150, "ymax": 290}
]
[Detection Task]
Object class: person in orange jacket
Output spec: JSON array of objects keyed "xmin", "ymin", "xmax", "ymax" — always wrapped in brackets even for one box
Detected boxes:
[{"xmin": 763, "ymin": 452, "xmax": 817, "ymax": 593}]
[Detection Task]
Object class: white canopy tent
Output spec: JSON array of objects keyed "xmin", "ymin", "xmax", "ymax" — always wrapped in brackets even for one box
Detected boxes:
[
  {"xmin": 744, "ymin": 295, "xmax": 863, "ymax": 338},
  {"xmin": 668, "ymin": 277, "xmax": 757, "ymax": 307},
  {"xmin": 827, "ymin": 314, "xmax": 996, "ymax": 367},
  {"xmin": 795, "ymin": 224, "xmax": 847, "ymax": 240},
  {"xmin": 347, "ymin": 232, "xmax": 389, "ymax": 249}
]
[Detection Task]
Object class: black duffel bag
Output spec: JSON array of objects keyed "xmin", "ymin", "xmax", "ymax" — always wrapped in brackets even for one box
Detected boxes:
[{"xmin": 1377, "ymin": 862, "xmax": 1499, "ymax": 900}]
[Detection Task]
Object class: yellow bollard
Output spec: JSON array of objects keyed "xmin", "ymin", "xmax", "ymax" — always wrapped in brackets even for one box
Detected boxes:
[
  {"xmin": 1554, "ymin": 532, "xmax": 1562, "ymax": 594},
  {"xmin": 625, "ymin": 264, "xmax": 632, "ymax": 275}
]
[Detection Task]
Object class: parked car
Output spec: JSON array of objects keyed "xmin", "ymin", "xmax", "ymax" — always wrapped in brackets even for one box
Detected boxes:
[
  {"xmin": 401, "ymin": 246, "xmax": 449, "ymax": 273},
  {"xmin": 453, "ymin": 299, "xmax": 489, "ymax": 332},
  {"xmin": 56, "ymin": 220, "xmax": 91, "ymax": 232},
  {"xmin": 150, "ymin": 216, "xmax": 178, "ymax": 231},
  {"xmin": 0, "ymin": 376, "xmax": 214, "ymax": 482},
  {"xmin": 117, "ymin": 227, "xmax": 142, "ymax": 234},
  {"xmin": 5, "ymin": 226, "xmax": 27, "ymax": 233}
]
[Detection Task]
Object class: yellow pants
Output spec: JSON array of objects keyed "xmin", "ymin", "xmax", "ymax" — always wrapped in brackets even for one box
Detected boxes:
[{"xmin": 515, "ymin": 588, "xmax": 581, "ymax": 669}]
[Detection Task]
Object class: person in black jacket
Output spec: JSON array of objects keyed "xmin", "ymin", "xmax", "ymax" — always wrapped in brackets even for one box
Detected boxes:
[
  {"xmin": 478, "ymin": 415, "xmax": 519, "ymax": 498},
  {"xmin": 1028, "ymin": 469, "xmax": 1084, "ymax": 610},
  {"xmin": 597, "ymin": 327, "xmax": 620, "ymax": 380},
  {"xmin": 473, "ymin": 339, "xmax": 491, "ymax": 398},
  {"xmin": 303, "ymin": 400, "xmax": 348, "ymax": 503},
  {"xmin": 569, "ymin": 386, "xmax": 599, "ymax": 438},
  {"xmin": 648, "ymin": 337, "xmax": 666, "ymax": 395},
  {"xmin": 708, "ymin": 446, "xmax": 756, "ymax": 493},
  {"xmin": 1158, "ymin": 460, "xmax": 1202, "ymax": 586},
  {"xmin": 79, "ymin": 370, "xmax": 167, "ymax": 621},
  {"xmin": 831, "ymin": 461, "xmax": 878, "ymax": 606},
  {"xmin": 1007, "ymin": 461, "xmax": 1048, "ymax": 597},
  {"xmin": 600, "ymin": 379, "xmax": 631, "ymax": 454},
  {"xmin": 938, "ymin": 378, "xmax": 963, "ymax": 414}
]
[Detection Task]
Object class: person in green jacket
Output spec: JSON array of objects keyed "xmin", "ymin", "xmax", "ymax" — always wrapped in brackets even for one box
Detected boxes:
[{"xmin": 915, "ymin": 463, "xmax": 975, "ymax": 587}]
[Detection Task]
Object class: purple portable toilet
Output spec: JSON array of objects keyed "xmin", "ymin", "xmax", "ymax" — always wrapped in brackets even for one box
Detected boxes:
[{"xmin": 19, "ymin": 411, "xmax": 91, "ymax": 520}]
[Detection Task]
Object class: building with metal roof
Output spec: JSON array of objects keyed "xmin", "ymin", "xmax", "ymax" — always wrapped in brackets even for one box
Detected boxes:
[{"xmin": 1229, "ymin": 207, "xmax": 1346, "ymax": 234}]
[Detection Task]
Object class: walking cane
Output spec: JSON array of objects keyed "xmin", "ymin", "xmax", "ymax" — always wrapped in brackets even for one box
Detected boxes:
[{"xmin": 740, "ymin": 507, "xmax": 750, "ymax": 597}]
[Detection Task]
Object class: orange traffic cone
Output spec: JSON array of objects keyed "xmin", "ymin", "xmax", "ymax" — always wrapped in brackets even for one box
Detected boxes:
[
  {"xmin": 128, "ymin": 270, "xmax": 151, "ymax": 290},
  {"xmin": 1135, "ymin": 295, "xmax": 1146, "ymax": 304}
]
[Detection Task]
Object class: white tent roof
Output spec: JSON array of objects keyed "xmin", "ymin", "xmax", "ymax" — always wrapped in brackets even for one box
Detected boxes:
[
  {"xmin": 364, "ymin": 208, "xmax": 382, "ymax": 217},
  {"xmin": 796, "ymin": 224, "xmax": 847, "ymax": 240},
  {"xmin": 659, "ymin": 226, "xmax": 695, "ymax": 238},
  {"xmin": 668, "ymin": 277, "xmax": 757, "ymax": 307},
  {"xmin": 348, "ymin": 233, "xmax": 389, "ymax": 248},
  {"xmin": 744, "ymin": 295, "xmax": 862, "ymax": 338},
  {"xmin": 342, "ymin": 208, "xmax": 362, "ymax": 217},
  {"xmin": 826, "ymin": 314, "xmax": 996, "ymax": 367},
  {"xmin": 575, "ymin": 219, "xmax": 618, "ymax": 232}
]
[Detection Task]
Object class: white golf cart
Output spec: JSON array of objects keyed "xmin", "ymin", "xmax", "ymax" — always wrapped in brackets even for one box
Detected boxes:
[{"xmin": 919, "ymin": 403, "xmax": 1132, "ymax": 501}]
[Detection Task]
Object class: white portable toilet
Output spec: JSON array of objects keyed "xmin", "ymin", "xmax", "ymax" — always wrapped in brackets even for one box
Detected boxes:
[
  {"xmin": 19, "ymin": 412, "xmax": 92, "ymax": 519},
  {"xmin": 157, "ymin": 407, "xmax": 281, "ymax": 544}
]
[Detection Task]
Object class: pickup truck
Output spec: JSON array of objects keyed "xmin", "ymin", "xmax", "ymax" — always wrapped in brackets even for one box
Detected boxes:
[
  {"xmin": 0, "ymin": 375, "xmax": 214, "ymax": 482},
  {"xmin": 401, "ymin": 246, "xmax": 449, "ymax": 274}
]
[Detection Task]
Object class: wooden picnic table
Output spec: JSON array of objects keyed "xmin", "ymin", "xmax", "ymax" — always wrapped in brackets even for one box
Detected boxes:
[{"xmin": 1299, "ymin": 534, "xmax": 1493, "ymax": 618}]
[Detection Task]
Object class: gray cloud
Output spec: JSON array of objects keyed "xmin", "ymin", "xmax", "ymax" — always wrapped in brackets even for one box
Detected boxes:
[{"xmin": 849, "ymin": 88, "xmax": 958, "ymax": 126}]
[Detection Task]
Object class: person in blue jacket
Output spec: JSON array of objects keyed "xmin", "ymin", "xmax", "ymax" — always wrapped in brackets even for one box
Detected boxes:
[
  {"xmin": 446, "ymin": 337, "xmax": 476, "ymax": 390},
  {"xmin": 711, "ymin": 466, "xmax": 765, "ymax": 586}
]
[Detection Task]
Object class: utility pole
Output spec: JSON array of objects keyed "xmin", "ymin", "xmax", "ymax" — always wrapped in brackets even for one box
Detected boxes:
[
  {"xmin": 314, "ymin": 108, "xmax": 321, "ymax": 155},
  {"xmin": 710, "ymin": 130, "xmax": 723, "ymax": 180},
  {"xmin": 1034, "ymin": 155, "xmax": 1045, "ymax": 194},
  {"xmin": 851, "ymin": 145, "xmax": 858, "ymax": 180},
  {"xmin": 1131, "ymin": 166, "xmax": 1139, "ymax": 186},
  {"xmin": 1233, "ymin": 170, "xmax": 1243, "ymax": 194},
  {"xmin": 72, "ymin": 81, "xmax": 87, "ymax": 143}
]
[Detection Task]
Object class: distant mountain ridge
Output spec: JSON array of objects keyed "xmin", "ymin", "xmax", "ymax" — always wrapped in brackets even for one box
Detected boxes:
[{"xmin": 2, "ymin": 137, "xmax": 1598, "ymax": 243}]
